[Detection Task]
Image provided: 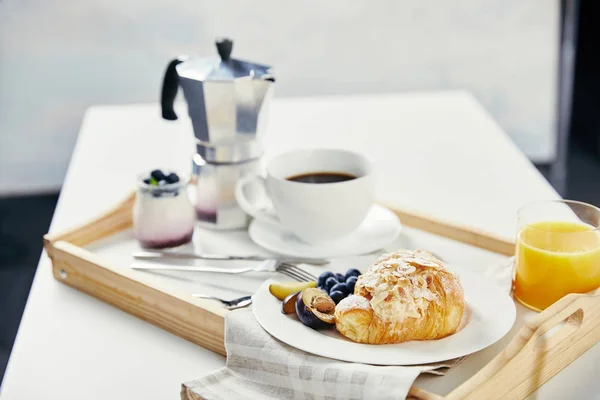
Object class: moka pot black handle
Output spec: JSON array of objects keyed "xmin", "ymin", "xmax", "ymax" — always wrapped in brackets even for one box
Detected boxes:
[{"xmin": 160, "ymin": 57, "xmax": 185, "ymax": 121}]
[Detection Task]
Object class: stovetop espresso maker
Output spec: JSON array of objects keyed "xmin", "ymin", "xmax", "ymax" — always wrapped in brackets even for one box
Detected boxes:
[{"xmin": 161, "ymin": 38, "xmax": 274, "ymax": 229}]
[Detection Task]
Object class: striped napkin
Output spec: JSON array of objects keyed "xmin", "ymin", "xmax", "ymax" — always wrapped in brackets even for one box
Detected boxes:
[{"xmin": 182, "ymin": 258, "xmax": 514, "ymax": 400}]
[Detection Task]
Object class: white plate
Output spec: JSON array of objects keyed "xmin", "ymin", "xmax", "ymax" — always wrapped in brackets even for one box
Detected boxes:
[
  {"xmin": 253, "ymin": 263, "xmax": 516, "ymax": 365},
  {"xmin": 248, "ymin": 204, "xmax": 402, "ymax": 259}
]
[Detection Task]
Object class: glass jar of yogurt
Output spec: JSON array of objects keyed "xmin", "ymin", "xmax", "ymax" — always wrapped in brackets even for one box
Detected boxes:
[{"xmin": 133, "ymin": 170, "xmax": 195, "ymax": 249}]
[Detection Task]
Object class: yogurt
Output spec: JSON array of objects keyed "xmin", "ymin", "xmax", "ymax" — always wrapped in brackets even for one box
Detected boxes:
[{"xmin": 133, "ymin": 173, "xmax": 195, "ymax": 249}]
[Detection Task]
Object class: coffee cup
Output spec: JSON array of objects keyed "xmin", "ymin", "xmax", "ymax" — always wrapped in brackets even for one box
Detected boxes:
[{"xmin": 235, "ymin": 148, "xmax": 375, "ymax": 244}]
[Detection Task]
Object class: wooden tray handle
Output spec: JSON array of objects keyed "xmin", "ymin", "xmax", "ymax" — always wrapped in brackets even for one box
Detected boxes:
[
  {"xmin": 44, "ymin": 191, "xmax": 136, "ymax": 253},
  {"xmin": 443, "ymin": 289, "xmax": 600, "ymax": 399}
]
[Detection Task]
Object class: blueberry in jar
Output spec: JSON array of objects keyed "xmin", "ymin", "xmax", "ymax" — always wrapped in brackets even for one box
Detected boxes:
[
  {"xmin": 324, "ymin": 277, "xmax": 338, "ymax": 291},
  {"xmin": 329, "ymin": 290, "xmax": 345, "ymax": 304},
  {"xmin": 165, "ymin": 172, "xmax": 180, "ymax": 184},
  {"xmin": 346, "ymin": 276, "xmax": 358, "ymax": 294},
  {"xmin": 150, "ymin": 169, "xmax": 166, "ymax": 182},
  {"xmin": 345, "ymin": 268, "xmax": 361, "ymax": 280},
  {"xmin": 330, "ymin": 282, "xmax": 348, "ymax": 295},
  {"xmin": 318, "ymin": 271, "xmax": 335, "ymax": 287}
]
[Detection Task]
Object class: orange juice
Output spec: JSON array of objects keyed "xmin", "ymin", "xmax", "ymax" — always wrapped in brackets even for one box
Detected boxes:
[{"xmin": 514, "ymin": 221, "xmax": 600, "ymax": 311}]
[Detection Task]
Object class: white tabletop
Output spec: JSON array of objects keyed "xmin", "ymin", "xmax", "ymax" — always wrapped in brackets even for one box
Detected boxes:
[{"xmin": 2, "ymin": 91, "xmax": 597, "ymax": 399}]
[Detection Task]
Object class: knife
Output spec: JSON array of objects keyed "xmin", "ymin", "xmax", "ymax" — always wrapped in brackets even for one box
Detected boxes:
[{"xmin": 132, "ymin": 251, "xmax": 329, "ymax": 266}]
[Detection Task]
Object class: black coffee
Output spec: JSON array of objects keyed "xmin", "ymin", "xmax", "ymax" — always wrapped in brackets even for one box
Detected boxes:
[{"xmin": 286, "ymin": 172, "xmax": 357, "ymax": 184}]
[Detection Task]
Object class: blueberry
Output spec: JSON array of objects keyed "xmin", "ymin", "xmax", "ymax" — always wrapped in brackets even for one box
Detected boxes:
[
  {"xmin": 143, "ymin": 178, "xmax": 151, "ymax": 184},
  {"xmin": 335, "ymin": 273, "xmax": 345, "ymax": 282},
  {"xmin": 329, "ymin": 290, "xmax": 345, "ymax": 304},
  {"xmin": 165, "ymin": 172, "xmax": 180, "ymax": 184},
  {"xmin": 324, "ymin": 277, "xmax": 338, "ymax": 291},
  {"xmin": 345, "ymin": 268, "xmax": 361, "ymax": 280},
  {"xmin": 346, "ymin": 276, "xmax": 358, "ymax": 294},
  {"xmin": 330, "ymin": 282, "xmax": 348, "ymax": 295},
  {"xmin": 318, "ymin": 271, "xmax": 335, "ymax": 287},
  {"xmin": 150, "ymin": 169, "xmax": 166, "ymax": 182}
]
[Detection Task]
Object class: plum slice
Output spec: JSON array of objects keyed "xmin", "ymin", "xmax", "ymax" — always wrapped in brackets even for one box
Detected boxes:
[
  {"xmin": 295, "ymin": 288, "xmax": 336, "ymax": 329},
  {"xmin": 282, "ymin": 292, "xmax": 300, "ymax": 314}
]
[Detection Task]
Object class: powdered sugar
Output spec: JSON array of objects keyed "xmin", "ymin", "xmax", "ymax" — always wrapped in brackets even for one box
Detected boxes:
[{"xmin": 335, "ymin": 295, "xmax": 371, "ymax": 313}]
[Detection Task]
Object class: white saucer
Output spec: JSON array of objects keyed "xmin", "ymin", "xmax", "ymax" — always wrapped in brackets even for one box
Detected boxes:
[{"xmin": 248, "ymin": 204, "xmax": 402, "ymax": 259}]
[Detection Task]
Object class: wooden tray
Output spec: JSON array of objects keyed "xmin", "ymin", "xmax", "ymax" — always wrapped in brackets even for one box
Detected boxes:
[{"xmin": 43, "ymin": 192, "xmax": 600, "ymax": 399}]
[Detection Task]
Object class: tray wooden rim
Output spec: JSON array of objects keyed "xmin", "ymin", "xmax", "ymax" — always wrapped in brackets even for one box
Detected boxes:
[
  {"xmin": 44, "ymin": 191, "xmax": 600, "ymax": 400},
  {"xmin": 43, "ymin": 192, "xmax": 229, "ymax": 355}
]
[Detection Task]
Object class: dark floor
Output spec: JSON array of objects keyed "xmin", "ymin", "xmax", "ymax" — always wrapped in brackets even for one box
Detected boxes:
[
  {"xmin": 0, "ymin": 194, "xmax": 59, "ymax": 383},
  {"xmin": 566, "ymin": 141, "xmax": 600, "ymax": 206}
]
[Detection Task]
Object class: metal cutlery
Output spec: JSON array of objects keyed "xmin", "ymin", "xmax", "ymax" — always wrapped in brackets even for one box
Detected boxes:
[
  {"xmin": 132, "ymin": 251, "xmax": 329, "ymax": 266},
  {"xmin": 193, "ymin": 294, "xmax": 253, "ymax": 310},
  {"xmin": 131, "ymin": 260, "xmax": 317, "ymax": 282}
]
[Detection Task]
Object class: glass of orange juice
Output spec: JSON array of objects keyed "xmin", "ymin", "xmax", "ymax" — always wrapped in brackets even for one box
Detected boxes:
[{"xmin": 514, "ymin": 200, "xmax": 600, "ymax": 311}]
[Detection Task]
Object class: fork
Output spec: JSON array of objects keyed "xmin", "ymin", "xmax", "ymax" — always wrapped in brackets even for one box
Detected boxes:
[
  {"xmin": 131, "ymin": 260, "xmax": 317, "ymax": 282},
  {"xmin": 192, "ymin": 294, "xmax": 252, "ymax": 310}
]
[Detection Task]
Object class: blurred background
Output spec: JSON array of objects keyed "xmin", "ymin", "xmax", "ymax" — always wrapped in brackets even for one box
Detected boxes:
[{"xmin": 1, "ymin": 0, "xmax": 598, "ymax": 384}]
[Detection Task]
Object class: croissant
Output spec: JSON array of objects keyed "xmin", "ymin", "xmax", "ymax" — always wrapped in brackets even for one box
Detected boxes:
[{"xmin": 335, "ymin": 249, "xmax": 464, "ymax": 344}]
